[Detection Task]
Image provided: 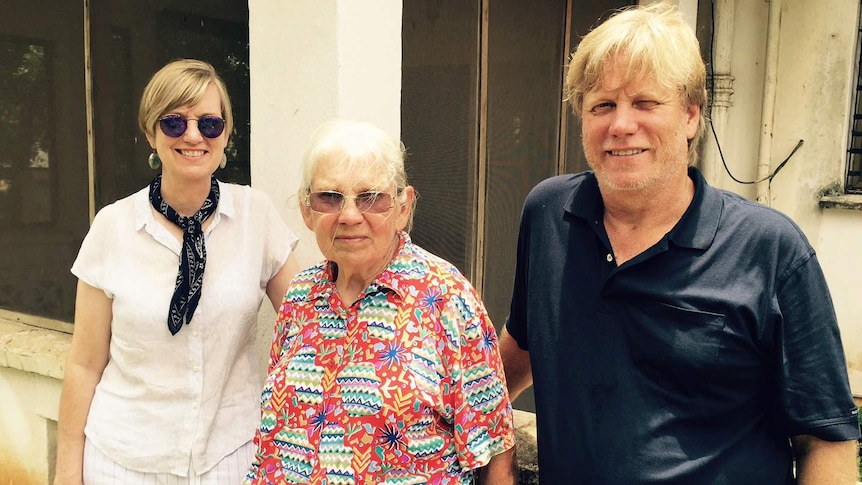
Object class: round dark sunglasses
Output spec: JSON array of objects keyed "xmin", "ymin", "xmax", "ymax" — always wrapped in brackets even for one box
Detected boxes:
[{"xmin": 158, "ymin": 114, "xmax": 225, "ymax": 139}]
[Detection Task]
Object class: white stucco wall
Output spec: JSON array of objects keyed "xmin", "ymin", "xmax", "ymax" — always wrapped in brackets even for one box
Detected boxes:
[
  {"xmin": 819, "ymin": 210, "xmax": 862, "ymax": 389},
  {"xmin": 724, "ymin": 0, "xmax": 862, "ymax": 390},
  {"xmin": 0, "ymin": 367, "xmax": 60, "ymax": 484},
  {"xmin": 706, "ymin": 0, "xmax": 767, "ymax": 195},
  {"xmin": 248, "ymin": 0, "xmax": 403, "ymax": 270},
  {"xmin": 247, "ymin": 0, "xmax": 403, "ymax": 371},
  {"xmin": 766, "ymin": 0, "xmax": 861, "ymax": 384},
  {"xmin": 768, "ymin": 0, "xmax": 857, "ymax": 234},
  {"xmin": 0, "ymin": 318, "xmax": 67, "ymax": 484}
]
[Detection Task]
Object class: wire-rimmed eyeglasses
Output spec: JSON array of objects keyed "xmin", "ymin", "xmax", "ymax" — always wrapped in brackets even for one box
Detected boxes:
[{"xmin": 305, "ymin": 190, "xmax": 395, "ymax": 214}]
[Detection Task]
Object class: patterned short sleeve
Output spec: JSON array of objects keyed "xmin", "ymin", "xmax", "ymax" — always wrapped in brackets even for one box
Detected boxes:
[{"xmin": 441, "ymin": 279, "xmax": 516, "ymax": 470}]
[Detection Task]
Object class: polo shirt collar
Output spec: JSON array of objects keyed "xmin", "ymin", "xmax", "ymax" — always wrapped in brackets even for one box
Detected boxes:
[
  {"xmin": 565, "ymin": 172, "xmax": 602, "ymax": 223},
  {"xmin": 668, "ymin": 166, "xmax": 721, "ymax": 250},
  {"xmin": 564, "ymin": 167, "xmax": 721, "ymax": 251}
]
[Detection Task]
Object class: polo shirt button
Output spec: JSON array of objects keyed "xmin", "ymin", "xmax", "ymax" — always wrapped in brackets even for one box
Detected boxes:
[{"xmin": 606, "ymin": 253, "xmax": 613, "ymax": 262}]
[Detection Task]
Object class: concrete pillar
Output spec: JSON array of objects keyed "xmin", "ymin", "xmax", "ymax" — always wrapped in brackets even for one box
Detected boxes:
[{"xmin": 700, "ymin": 0, "xmax": 735, "ymax": 189}]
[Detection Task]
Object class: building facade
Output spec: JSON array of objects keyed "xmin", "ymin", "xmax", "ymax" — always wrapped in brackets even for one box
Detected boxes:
[{"xmin": 1, "ymin": 0, "xmax": 861, "ymax": 482}]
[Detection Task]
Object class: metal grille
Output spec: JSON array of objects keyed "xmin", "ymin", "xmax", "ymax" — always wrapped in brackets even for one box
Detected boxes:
[{"xmin": 847, "ymin": 4, "xmax": 862, "ymax": 193}]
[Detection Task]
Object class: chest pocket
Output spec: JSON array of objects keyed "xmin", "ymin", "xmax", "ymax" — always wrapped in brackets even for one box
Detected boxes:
[{"xmin": 625, "ymin": 300, "xmax": 727, "ymax": 400}]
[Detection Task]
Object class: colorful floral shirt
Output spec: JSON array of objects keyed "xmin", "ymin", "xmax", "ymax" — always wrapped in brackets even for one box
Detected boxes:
[{"xmin": 245, "ymin": 232, "xmax": 515, "ymax": 485}]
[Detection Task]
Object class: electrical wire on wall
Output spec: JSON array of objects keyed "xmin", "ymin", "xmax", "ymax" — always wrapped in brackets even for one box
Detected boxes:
[{"xmin": 707, "ymin": 0, "xmax": 802, "ymax": 198}]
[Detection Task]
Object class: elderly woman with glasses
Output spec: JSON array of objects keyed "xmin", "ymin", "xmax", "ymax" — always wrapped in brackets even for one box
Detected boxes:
[
  {"xmin": 244, "ymin": 120, "xmax": 517, "ymax": 485},
  {"xmin": 54, "ymin": 59, "xmax": 300, "ymax": 485}
]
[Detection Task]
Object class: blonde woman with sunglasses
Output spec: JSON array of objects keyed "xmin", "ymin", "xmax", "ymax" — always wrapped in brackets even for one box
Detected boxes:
[{"xmin": 54, "ymin": 59, "xmax": 300, "ymax": 484}]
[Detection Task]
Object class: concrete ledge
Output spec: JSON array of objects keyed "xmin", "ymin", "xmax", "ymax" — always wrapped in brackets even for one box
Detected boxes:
[
  {"xmin": 513, "ymin": 409, "xmax": 539, "ymax": 483},
  {"xmin": 0, "ymin": 314, "xmax": 543, "ymax": 481},
  {"xmin": 0, "ymin": 317, "xmax": 70, "ymax": 380},
  {"xmin": 820, "ymin": 194, "xmax": 862, "ymax": 211}
]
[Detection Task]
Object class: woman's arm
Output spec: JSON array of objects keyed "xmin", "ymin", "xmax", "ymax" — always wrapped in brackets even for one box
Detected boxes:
[
  {"xmin": 266, "ymin": 253, "xmax": 300, "ymax": 311},
  {"xmin": 54, "ymin": 281, "xmax": 113, "ymax": 485}
]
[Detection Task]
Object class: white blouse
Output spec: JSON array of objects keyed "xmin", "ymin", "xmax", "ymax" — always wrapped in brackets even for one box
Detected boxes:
[{"xmin": 72, "ymin": 181, "xmax": 298, "ymax": 475}]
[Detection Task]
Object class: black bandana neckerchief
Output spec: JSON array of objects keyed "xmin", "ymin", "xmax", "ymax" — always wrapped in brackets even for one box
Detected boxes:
[{"xmin": 149, "ymin": 174, "xmax": 220, "ymax": 335}]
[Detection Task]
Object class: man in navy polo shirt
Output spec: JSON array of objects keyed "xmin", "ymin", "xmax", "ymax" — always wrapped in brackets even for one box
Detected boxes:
[{"xmin": 499, "ymin": 3, "xmax": 860, "ymax": 484}]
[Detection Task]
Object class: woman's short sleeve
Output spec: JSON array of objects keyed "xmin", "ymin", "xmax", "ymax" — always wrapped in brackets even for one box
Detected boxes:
[
  {"xmin": 256, "ymin": 191, "xmax": 299, "ymax": 284},
  {"xmin": 70, "ymin": 204, "xmax": 117, "ymax": 297}
]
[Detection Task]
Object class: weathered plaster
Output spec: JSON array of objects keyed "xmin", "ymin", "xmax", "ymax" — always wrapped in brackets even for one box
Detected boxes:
[{"xmin": 0, "ymin": 317, "xmax": 66, "ymax": 484}]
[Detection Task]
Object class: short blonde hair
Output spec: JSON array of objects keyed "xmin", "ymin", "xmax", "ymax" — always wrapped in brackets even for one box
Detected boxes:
[
  {"xmin": 565, "ymin": 2, "xmax": 708, "ymax": 163},
  {"xmin": 138, "ymin": 59, "xmax": 233, "ymax": 139}
]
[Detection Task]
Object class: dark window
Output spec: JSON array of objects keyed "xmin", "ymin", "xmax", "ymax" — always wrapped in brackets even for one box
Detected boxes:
[
  {"xmin": 403, "ymin": 0, "xmax": 631, "ymax": 326},
  {"xmin": 403, "ymin": 0, "xmax": 632, "ymax": 412},
  {"xmin": 90, "ymin": 0, "xmax": 250, "ymax": 209},
  {"xmin": 402, "ymin": 1, "xmax": 481, "ymax": 281},
  {"xmin": 482, "ymin": 0, "xmax": 569, "ymax": 332},
  {"xmin": 847, "ymin": 0, "xmax": 862, "ymax": 193},
  {"xmin": 0, "ymin": 1, "xmax": 88, "ymax": 321},
  {"xmin": 0, "ymin": 39, "xmax": 55, "ymax": 227},
  {"xmin": 0, "ymin": 1, "xmax": 249, "ymax": 323}
]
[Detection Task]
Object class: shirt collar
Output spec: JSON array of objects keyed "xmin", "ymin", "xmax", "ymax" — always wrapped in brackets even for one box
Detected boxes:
[
  {"xmin": 307, "ymin": 231, "xmax": 426, "ymax": 303},
  {"xmin": 134, "ymin": 179, "xmax": 234, "ymax": 230},
  {"xmin": 667, "ymin": 166, "xmax": 721, "ymax": 250},
  {"xmin": 564, "ymin": 167, "xmax": 721, "ymax": 251},
  {"xmin": 565, "ymin": 171, "xmax": 602, "ymax": 223}
]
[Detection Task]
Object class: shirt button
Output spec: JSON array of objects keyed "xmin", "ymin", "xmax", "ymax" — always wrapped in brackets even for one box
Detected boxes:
[{"xmin": 606, "ymin": 253, "xmax": 613, "ymax": 262}]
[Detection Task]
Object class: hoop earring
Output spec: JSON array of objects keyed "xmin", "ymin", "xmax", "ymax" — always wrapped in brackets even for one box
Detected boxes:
[
  {"xmin": 220, "ymin": 153, "xmax": 227, "ymax": 169},
  {"xmin": 148, "ymin": 151, "xmax": 161, "ymax": 170}
]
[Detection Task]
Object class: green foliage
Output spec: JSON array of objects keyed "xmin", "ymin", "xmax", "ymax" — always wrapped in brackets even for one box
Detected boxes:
[
  {"xmin": 858, "ymin": 409, "xmax": 862, "ymax": 480},
  {"xmin": 0, "ymin": 39, "xmax": 50, "ymax": 170}
]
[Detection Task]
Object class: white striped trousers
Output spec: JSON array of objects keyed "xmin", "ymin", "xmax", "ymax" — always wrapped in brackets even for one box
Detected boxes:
[{"xmin": 83, "ymin": 438, "xmax": 255, "ymax": 485}]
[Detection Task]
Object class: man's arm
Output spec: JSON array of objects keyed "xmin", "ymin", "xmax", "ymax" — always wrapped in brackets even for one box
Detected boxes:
[
  {"xmin": 499, "ymin": 327, "xmax": 533, "ymax": 401},
  {"xmin": 476, "ymin": 447, "xmax": 517, "ymax": 485},
  {"xmin": 791, "ymin": 434, "xmax": 858, "ymax": 484}
]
